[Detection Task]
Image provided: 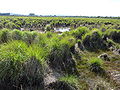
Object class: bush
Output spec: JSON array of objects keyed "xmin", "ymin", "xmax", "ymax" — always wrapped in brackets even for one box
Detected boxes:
[{"xmin": 77, "ymin": 39, "xmax": 84, "ymax": 51}]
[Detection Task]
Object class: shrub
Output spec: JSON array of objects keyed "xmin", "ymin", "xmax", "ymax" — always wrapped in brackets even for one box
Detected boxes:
[
  {"xmin": 77, "ymin": 39, "xmax": 84, "ymax": 50},
  {"xmin": 58, "ymin": 75, "xmax": 80, "ymax": 89},
  {"xmin": 60, "ymin": 36, "xmax": 76, "ymax": 48},
  {"xmin": 88, "ymin": 57, "xmax": 103, "ymax": 66},
  {"xmin": 0, "ymin": 23, "xmax": 4, "ymax": 29}
]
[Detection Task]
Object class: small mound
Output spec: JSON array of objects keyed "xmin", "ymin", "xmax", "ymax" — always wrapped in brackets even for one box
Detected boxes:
[{"xmin": 47, "ymin": 81, "xmax": 76, "ymax": 90}]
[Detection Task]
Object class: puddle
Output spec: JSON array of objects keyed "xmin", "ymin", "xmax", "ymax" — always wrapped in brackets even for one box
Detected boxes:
[{"xmin": 54, "ymin": 27, "xmax": 70, "ymax": 32}]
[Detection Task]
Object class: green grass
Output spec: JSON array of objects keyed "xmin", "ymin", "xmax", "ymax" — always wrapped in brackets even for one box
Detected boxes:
[
  {"xmin": 0, "ymin": 40, "xmax": 28, "ymax": 62},
  {"xmin": 59, "ymin": 75, "xmax": 79, "ymax": 87},
  {"xmin": 26, "ymin": 44, "xmax": 48, "ymax": 64},
  {"xmin": 88, "ymin": 57, "xmax": 104, "ymax": 66},
  {"xmin": 0, "ymin": 18, "xmax": 120, "ymax": 89},
  {"xmin": 82, "ymin": 29, "xmax": 108, "ymax": 51},
  {"xmin": 0, "ymin": 29, "xmax": 11, "ymax": 43},
  {"xmin": 106, "ymin": 29, "xmax": 120, "ymax": 43}
]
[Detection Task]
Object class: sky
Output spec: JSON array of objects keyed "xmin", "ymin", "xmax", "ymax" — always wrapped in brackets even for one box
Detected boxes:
[{"xmin": 0, "ymin": 0, "xmax": 120, "ymax": 16}]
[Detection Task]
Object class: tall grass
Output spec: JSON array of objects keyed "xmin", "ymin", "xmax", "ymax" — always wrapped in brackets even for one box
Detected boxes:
[
  {"xmin": 59, "ymin": 75, "xmax": 79, "ymax": 89},
  {"xmin": 0, "ymin": 41, "xmax": 29, "ymax": 86},
  {"xmin": 70, "ymin": 26, "xmax": 89, "ymax": 39},
  {"xmin": 105, "ymin": 29, "xmax": 120, "ymax": 43},
  {"xmin": 0, "ymin": 29, "xmax": 11, "ymax": 44},
  {"xmin": 0, "ymin": 28, "xmax": 78, "ymax": 84},
  {"xmin": 88, "ymin": 57, "xmax": 103, "ymax": 66},
  {"xmin": 11, "ymin": 29, "xmax": 23, "ymax": 40},
  {"xmin": 47, "ymin": 35, "xmax": 77, "ymax": 74},
  {"xmin": 0, "ymin": 40, "xmax": 46, "ymax": 88},
  {"xmin": 82, "ymin": 29, "xmax": 107, "ymax": 51},
  {"xmin": 88, "ymin": 57, "xmax": 105, "ymax": 75},
  {"xmin": 26, "ymin": 44, "xmax": 48, "ymax": 64},
  {"xmin": 0, "ymin": 40, "xmax": 28, "ymax": 62}
]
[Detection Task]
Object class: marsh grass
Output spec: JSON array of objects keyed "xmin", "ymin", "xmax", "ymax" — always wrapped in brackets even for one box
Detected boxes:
[
  {"xmin": 70, "ymin": 26, "xmax": 89, "ymax": 39},
  {"xmin": 0, "ymin": 40, "xmax": 28, "ymax": 62},
  {"xmin": 59, "ymin": 75, "xmax": 79, "ymax": 85},
  {"xmin": 88, "ymin": 57, "xmax": 105, "ymax": 75},
  {"xmin": 59, "ymin": 75, "xmax": 80, "ymax": 89},
  {"xmin": 82, "ymin": 29, "xmax": 107, "ymax": 51},
  {"xmin": 0, "ymin": 40, "xmax": 46, "ymax": 88},
  {"xmin": 105, "ymin": 29, "xmax": 120, "ymax": 43},
  {"xmin": 0, "ymin": 41, "xmax": 29, "ymax": 87},
  {"xmin": 88, "ymin": 57, "xmax": 103, "ymax": 66},
  {"xmin": 0, "ymin": 29, "xmax": 11, "ymax": 44},
  {"xmin": 26, "ymin": 44, "xmax": 48, "ymax": 65},
  {"xmin": 11, "ymin": 29, "xmax": 23, "ymax": 40}
]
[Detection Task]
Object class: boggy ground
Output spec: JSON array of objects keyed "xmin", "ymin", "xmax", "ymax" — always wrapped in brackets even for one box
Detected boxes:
[{"xmin": 0, "ymin": 23, "xmax": 120, "ymax": 90}]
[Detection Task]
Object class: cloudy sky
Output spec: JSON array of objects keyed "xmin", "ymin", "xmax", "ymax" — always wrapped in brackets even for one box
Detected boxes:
[{"xmin": 0, "ymin": 0, "xmax": 120, "ymax": 16}]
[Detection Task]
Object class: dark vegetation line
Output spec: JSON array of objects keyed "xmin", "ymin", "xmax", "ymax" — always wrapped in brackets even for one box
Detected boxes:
[{"xmin": 0, "ymin": 16, "xmax": 120, "ymax": 90}]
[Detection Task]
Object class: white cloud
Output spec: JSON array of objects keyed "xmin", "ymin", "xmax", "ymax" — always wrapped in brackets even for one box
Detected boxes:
[{"xmin": 0, "ymin": 0, "xmax": 120, "ymax": 16}]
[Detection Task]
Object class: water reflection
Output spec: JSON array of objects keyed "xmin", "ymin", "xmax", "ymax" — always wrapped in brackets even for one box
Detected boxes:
[{"xmin": 54, "ymin": 27, "xmax": 70, "ymax": 32}]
